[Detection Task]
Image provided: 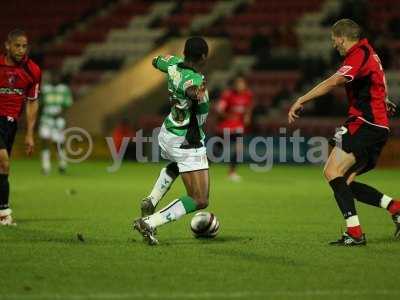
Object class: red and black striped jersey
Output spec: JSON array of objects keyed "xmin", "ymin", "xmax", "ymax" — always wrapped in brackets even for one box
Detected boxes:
[
  {"xmin": 0, "ymin": 54, "xmax": 41, "ymax": 120},
  {"xmin": 336, "ymin": 39, "xmax": 389, "ymax": 128}
]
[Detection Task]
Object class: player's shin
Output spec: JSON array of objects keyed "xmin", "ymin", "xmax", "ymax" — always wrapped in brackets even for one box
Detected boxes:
[
  {"xmin": 144, "ymin": 195, "xmax": 197, "ymax": 228},
  {"xmin": 329, "ymin": 177, "xmax": 362, "ymax": 238},
  {"xmin": 148, "ymin": 162, "xmax": 179, "ymax": 207}
]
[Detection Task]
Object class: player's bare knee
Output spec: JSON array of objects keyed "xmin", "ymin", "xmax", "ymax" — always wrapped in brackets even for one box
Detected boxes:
[
  {"xmin": 0, "ymin": 158, "xmax": 10, "ymax": 174},
  {"xmin": 323, "ymin": 165, "xmax": 341, "ymax": 181},
  {"xmin": 346, "ymin": 172, "xmax": 357, "ymax": 185}
]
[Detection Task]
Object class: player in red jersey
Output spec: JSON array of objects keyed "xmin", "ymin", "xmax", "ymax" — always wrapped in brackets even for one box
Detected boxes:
[
  {"xmin": 216, "ymin": 75, "xmax": 253, "ymax": 181},
  {"xmin": 288, "ymin": 19, "xmax": 400, "ymax": 246},
  {"xmin": 0, "ymin": 29, "xmax": 41, "ymax": 225}
]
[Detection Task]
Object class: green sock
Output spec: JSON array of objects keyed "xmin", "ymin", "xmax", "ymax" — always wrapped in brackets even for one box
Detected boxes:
[{"xmin": 145, "ymin": 195, "xmax": 198, "ymax": 228}]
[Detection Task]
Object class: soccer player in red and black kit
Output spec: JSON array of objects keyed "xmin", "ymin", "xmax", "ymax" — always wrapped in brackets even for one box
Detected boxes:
[
  {"xmin": 288, "ymin": 19, "xmax": 400, "ymax": 246},
  {"xmin": 216, "ymin": 75, "xmax": 253, "ymax": 181},
  {"xmin": 0, "ymin": 29, "xmax": 41, "ymax": 225}
]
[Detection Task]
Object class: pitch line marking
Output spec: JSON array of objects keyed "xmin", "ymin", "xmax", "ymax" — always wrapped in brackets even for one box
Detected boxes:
[{"xmin": 2, "ymin": 290, "xmax": 400, "ymax": 299}]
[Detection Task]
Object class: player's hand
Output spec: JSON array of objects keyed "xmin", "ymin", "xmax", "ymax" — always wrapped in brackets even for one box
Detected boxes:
[
  {"xmin": 186, "ymin": 84, "xmax": 206, "ymax": 102},
  {"xmin": 197, "ymin": 84, "xmax": 207, "ymax": 101},
  {"xmin": 288, "ymin": 99, "xmax": 304, "ymax": 124},
  {"xmin": 24, "ymin": 133, "xmax": 35, "ymax": 156},
  {"xmin": 386, "ymin": 99, "xmax": 397, "ymax": 117}
]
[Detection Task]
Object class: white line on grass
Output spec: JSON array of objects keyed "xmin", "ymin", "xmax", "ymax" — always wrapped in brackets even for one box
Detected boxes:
[{"xmin": 2, "ymin": 290, "xmax": 400, "ymax": 299}]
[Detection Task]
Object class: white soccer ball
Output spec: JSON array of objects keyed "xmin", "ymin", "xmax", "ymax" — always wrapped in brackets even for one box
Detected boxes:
[{"xmin": 190, "ymin": 211, "xmax": 219, "ymax": 238}]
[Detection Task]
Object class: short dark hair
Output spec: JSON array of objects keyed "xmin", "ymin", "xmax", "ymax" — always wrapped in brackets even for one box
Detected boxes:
[
  {"xmin": 331, "ymin": 19, "xmax": 361, "ymax": 41},
  {"xmin": 184, "ymin": 37, "xmax": 208, "ymax": 62},
  {"xmin": 7, "ymin": 29, "xmax": 27, "ymax": 42}
]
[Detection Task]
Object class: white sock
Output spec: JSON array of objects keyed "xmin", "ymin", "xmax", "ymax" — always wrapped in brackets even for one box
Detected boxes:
[
  {"xmin": 144, "ymin": 199, "xmax": 186, "ymax": 228},
  {"xmin": 58, "ymin": 149, "xmax": 67, "ymax": 169},
  {"xmin": 346, "ymin": 215, "xmax": 360, "ymax": 227},
  {"xmin": 41, "ymin": 149, "xmax": 51, "ymax": 172},
  {"xmin": 149, "ymin": 167, "xmax": 175, "ymax": 206},
  {"xmin": 380, "ymin": 195, "xmax": 392, "ymax": 209},
  {"xmin": 0, "ymin": 208, "xmax": 12, "ymax": 217}
]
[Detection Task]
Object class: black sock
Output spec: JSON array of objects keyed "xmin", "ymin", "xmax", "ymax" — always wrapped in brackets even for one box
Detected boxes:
[
  {"xmin": 349, "ymin": 181, "xmax": 383, "ymax": 207},
  {"xmin": 229, "ymin": 147, "xmax": 237, "ymax": 170},
  {"xmin": 0, "ymin": 174, "xmax": 9, "ymax": 210},
  {"xmin": 329, "ymin": 177, "xmax": 357, "ymax": 219}
]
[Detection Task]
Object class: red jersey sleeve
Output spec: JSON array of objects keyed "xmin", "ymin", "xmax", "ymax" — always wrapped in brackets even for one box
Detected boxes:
[
  {"xmin": 26, "ymin": 61, "xmax": 41, "ymax": 101},
  {"xmin": 336, "ymin": 49, "xmax": 366, "ymax": 82}
]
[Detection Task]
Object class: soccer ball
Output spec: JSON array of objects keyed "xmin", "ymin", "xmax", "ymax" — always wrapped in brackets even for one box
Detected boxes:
[{"xmin": 190, "ymin": 212, "xmax": 219, "ymax": 238}]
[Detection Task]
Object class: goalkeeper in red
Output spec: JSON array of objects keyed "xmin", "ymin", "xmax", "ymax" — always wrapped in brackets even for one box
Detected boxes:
[
  {"xmin": 288, "ymin": 19, "xmax": 400, "ymax": 246},
  {"xmin": 133, "ymin": 37, "xmax": 210, "ymax": 245}
]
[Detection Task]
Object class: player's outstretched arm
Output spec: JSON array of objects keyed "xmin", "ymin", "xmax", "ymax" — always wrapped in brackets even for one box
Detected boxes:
[
  {"xmin": 288, "ymin": 74, "xmax": 347, "ymax": 124},
  {"xmin": 25, "ymin": 100, "xmax": 39, "ymax": 155}
]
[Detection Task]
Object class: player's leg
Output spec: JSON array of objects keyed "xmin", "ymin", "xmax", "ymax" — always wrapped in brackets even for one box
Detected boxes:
[
  {"xmin": 145, "ymin": 169, "xmax": 208, "ymax": 228},
  {"xmin": 323, "ymin": 146, "xmax": 366, "ymax": 245},
  {"xmin": 0, "ymin": 149, "xmax": 12, "ymax": 225},
  {"xmin": 54, "ymin": 118, "xmax": 67, "ymax": 174},
  {"xmin": 346, "ymin": 172, "xmax": 400, "ymax": 238},
  {"xmin": 134, "ymin": 141, "xmax": 209, "ymax": 245},
  {"xmin": 134, "ymin": 168, "xmax": 209, "ymax": 245},
  {"xmin": 55, "ymin": 141, "xmax": 67, "ymax": 174},
  {"xmin": 228, "ymin": 134, "xmax": 243, "ymax": 182},
  {"xmin": 141, "ymin": 162, "xmax": 179, "ymax": 217},
  {"xmin": 343, "ymin": 133, "xmax": 400, "ymax": 237},
  {"xmin": 0, "ymin": 118, "xmax": 16, "ymax": 225},
  {"xmin": 41, "ymin": 139, "xmax": 52, "ymax": 175},
  {"xmin": 39, "ymin": 125, "xmax": 52, "ymax": 175}
]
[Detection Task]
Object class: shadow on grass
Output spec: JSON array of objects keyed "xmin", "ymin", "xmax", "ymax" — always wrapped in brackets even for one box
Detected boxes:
[
  {"xmin": 145, "ymin": 235, "xmax": 255, "ymax": 247},
  {"xmin": 0, "ymin": 225, "xmax": 129, "ymax": 246},
  {"xmin": 208, "ymin": 248, "xmax": 301, "ymax": 266},
  {"xmin": 16, "ymin": 218, "xmax": 82, "ymax": 224}
]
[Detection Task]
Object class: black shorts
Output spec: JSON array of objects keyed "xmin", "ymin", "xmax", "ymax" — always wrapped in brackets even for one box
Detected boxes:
[
  {"xmin": 0, "ymin": 116, "xmax": 18, "ymax": 155},
  {"xmin": 330, "ymin": 117, "xmax": 389, "ymax": 175}
]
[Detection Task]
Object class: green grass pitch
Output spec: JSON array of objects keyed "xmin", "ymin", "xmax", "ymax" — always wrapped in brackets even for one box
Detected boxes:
[{"xmin": 1, "ymin": 160, "xmax": 400, "ymax": 300}]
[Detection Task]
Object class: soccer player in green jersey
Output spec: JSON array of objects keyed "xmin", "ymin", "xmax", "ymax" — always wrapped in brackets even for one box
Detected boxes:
[
  {"xmin": 39, "ymin": 73, "xmax": 73, "ymax": 175},
  {"xmin": 133, "ymin": 37, "xmax": 210, "ymax": 245}
]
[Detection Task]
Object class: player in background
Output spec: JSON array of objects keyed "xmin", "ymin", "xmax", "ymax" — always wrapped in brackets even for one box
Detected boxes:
[
  {"xmin": 39, "ymin": 72, "xmax": 73, "ymax": 175},
  {"xmin": 0, "ymin": 29, "xmax": 41, "ymax": 225},
  {"xmin": 133, "ymin": 37, "xmax": 210, "ymax": 245},
  {"xmin": 216, "ymin": 75, "xmax": 253, "ymax": 181},
  {"xmin": 288, "ymin": 19, "xmax": 400, "ymax": 246}
]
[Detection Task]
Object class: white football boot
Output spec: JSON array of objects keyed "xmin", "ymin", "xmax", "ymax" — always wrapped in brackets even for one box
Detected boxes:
[{"xmin": 0, "ymin": 208, "xmax": 16, "ymax": 226}]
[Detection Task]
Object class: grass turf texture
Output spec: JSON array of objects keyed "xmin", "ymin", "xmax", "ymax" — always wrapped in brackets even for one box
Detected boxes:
[{"xmin": 1, "ymin": 160, "xmax": 400, "ymax": 300}]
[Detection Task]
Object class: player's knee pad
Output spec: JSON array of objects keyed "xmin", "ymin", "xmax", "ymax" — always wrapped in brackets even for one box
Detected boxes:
[{"xmin": 165, "ymin": 162, "xmax": 179, "ymax": 179}]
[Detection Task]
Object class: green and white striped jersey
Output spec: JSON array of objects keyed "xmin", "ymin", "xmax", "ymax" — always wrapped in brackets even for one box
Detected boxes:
[
  {"xmin": 40, "ymin": 83, "xmax": 73, "ymax": 125},
  {"xmin": 153, "ymin": 55, "xmax": 209, "ymax": 146}
]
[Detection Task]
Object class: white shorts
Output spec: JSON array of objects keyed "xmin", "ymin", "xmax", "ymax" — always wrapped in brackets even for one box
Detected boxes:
[
  {"xmin": 39, "ymin": 118, "xmax": 66, "ymax": 143},
  {"xmin": 158, "ymin": 124, "xmax": 209, "ymax": 173}
]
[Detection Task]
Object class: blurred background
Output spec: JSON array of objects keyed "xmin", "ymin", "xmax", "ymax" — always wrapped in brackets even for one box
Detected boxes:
[{"xmin": 2, "ymin": 0, "xmax": 400, "ymax": 166}]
